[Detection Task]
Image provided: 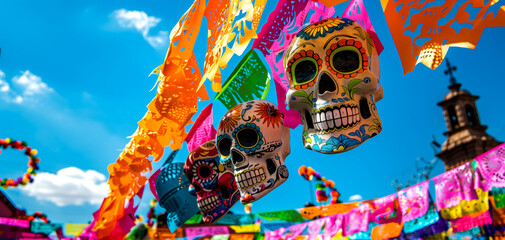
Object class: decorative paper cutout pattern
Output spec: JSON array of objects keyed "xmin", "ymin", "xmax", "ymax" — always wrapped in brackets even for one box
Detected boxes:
[
  {"xmin": 433, "ymin": 162, "xmax": 478, "ymax": 210},
  {"xmin": 403, "ymin": 201, "xmax": 440, "ymax": 234},
  {"xmin": 185, "ymin": 103, "xmax": 217, "ymax": 152},
  {"xmin": 342, "ymin": 0, "xmax": 384, "ymax": 55},
  {"xmin": 398, "ymin": 181, "xmax": 430, "ymax": 222},
  {"xmin": 215, "ymin": 50, "xmax": 271, "ymax": 109},
  {"xmin": 286, "ymin": 222, "xmax": 308, "ymax": 240},
  {"xmin": 450, "ymin": 210, "xmax": 492, "ymax": 233},
  {"xmin": 307, "ymin": 218, "xmax": 325, "ymax": 239},
  {"xmin": 94, "ymin": 0, "xmax": 208, "ymax": 236},
  {"xmin": 381, "ymin": 0, "xmax": 505, "ymax": 74},
  {"xmin": 200, "ymin": 0, "xmax": 267, "ymax": 92},
  {"xmin": 369, "ymin": 194, "xmax": 401, "ymax": 224},
  {"xmin": 342, "ymin": 204, "xmax": 370, "ymax": 236},
  {"xmin": 439, "ymin": 188, "xmax": 489, "ymax": 219},
  {"xmin": 475, "ymin": 143, "xmax": 505, "ymax": 190}
]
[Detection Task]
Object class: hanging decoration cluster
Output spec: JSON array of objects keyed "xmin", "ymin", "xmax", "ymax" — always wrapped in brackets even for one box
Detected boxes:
[
  {"xmin": 299, "ymin": 165, "xmax": 340, "ymax": 204},
  {"xmin": 0, "ymin": 138, "xmax": 39, "ymax": 188},
  {"xmin": 93, "ymin": 0, "xmax": 268, "ymax": 238},
  {"xmin": 125, "ymin": 143, "xmax": 505, "ymax": 239},
  {"xmin": 89, "ymin": 0, "xmax": 505, "ymax": 237}
]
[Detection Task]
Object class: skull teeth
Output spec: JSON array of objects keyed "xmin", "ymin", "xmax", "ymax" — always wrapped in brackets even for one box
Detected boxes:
[
  {"xmin": 197, "ymin": 195, "xmax": 221, "ymax": 213},
  {"xmin": 235, "ymin": 166, "xmax": 266, "ymax": 190},
  {"xmin": 312, "ymin": 105, "xmax": 360, "ymax": 133}
]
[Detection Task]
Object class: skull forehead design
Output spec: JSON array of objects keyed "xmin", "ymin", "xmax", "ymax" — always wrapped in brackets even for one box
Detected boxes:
[
  {"xmin": 184, "ymin": 140, "xmax": 239, "ymax": 223},
  {"xmin": 284, "ymin": 17, "xmax": 383, "ymax": 154},
  {"xmin": 216, "ymin": 100, "xmax": 290, "ymax": 203}
]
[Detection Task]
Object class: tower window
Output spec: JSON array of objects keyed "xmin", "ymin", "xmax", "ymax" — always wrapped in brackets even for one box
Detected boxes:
[
  {"xmin": 447, "ymin": 105, "xmax": 459, "ymax": 130},
  {"xmin": 466, "ymin": 104, "xmax": 478, "ymax": 126}
]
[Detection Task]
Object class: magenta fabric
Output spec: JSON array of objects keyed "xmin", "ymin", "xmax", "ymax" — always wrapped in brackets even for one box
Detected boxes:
[
  {"xmin": 322, "ymin": 214, "xmax": 343, "ymax": 240},
  {"xmin": 286, "ymin": 222, "xmax": 308, "ymax": 240},
  {"xmin": 149, "ymin": 169, "xmax": 161, "ymax": 201},
  {"xmin": 450, "ymin": 210, "xmax": 492, "ymax": 233},
  {"xmin": 370, "ymin": 193, "xmax": 401, "ymax": 224},
  {"xmin": 454, "ymin": 162, "xmax": 479, "ymax": 200},
  {"xmin": 265, "ymin": 227, "xmax": 287, "ymax": 240},
  {"xmin": 252, "ymin": 0, "xmax": 310, "ymax": 56},
  {"xmin": 433, "ymin": 162, "xmax": 478, "ymax": 210},
  {"xmin": 0, "ymin": 216, "xmax": 30, "ymax": 228},
  {"xmin": 343, "ymin": 204, "xmax": 370, "ymax": 236},
  {"xmin": 475, "ymin": 143, "xmax": 505, "ymax": 190},
  {"xmin": 185, "ymin": 103, "xmax": 217, "ymax": 153},
  {"xmin": 185, "ymin": 226, "xmax": 230, "ymax": 240},
  {"xmin": 341, "ymin": 0, "xmax": 384, "ymax": 55},
  {"xmin": 398, "ymin": 181, "xmax": 430, "ymax": 222},
  {"xmin": 307, "ymin": 218, "xmax": 326, "ymax": 240}
]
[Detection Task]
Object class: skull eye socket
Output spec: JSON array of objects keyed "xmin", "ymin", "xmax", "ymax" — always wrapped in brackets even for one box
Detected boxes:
[
  {"xmin": 330, "ymin": 46, "xmax": 362, "ymax": 74},
  {"xmin": 236, "ymin": 128, "xmax": 259, "ymax": 148},
  {"xmin": 191, "ymin": 160, "xmax": 218, "ymax": 183},
  {"xmin": 217, "ymin": 136, "xmax": 232, "ymax": 158},
  {"xmin": 197, "ymin": 165, "xmax": 212, "ymax": 179},
  {"xmin": 291, "ymin": 58, "xmax": 318, "ymax": 85}
]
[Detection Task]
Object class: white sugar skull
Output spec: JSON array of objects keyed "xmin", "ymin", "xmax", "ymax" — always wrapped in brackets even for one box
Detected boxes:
[
  {"xmin": 284, "ymin": 17, "xmax": 383, "ymax": 154},
  {"xmin": 216, "ymin": 100, "xmax": 290, "ymax": 203}
]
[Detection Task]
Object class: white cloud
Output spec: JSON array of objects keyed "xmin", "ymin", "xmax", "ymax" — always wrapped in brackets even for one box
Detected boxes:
[
  {"xmin": 20, "ymin": 167, "xmax": 108, "ymax": 206},
  {"xmin": 112, "ymin": 9, "xmax": 168, "ymax": 48},
  {"xmin": 12, "ymin": 70, "xmax": 53, "ymax": 96},
  {"xmin": 0, "ymin": 70, "xmax": 10, "ymax": 92},
  {"xmin": 0, "ymin": 70, "xmax": 53, "ymax": 104},
  {"xmin": 348, "ymin": 194, "xmax": 363, "ymax": 202}
]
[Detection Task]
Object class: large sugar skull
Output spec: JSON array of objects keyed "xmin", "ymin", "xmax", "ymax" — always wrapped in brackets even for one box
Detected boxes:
[
  {"xmin": 284, "ymin": 17, "xmax": 383, "ymax": 154},
  {"xmin": 184, "ymin": 140, "xmax": 239, "ymax": 223},
  {"xmin": 216, "ymin": 100, "xmax": 290, "ymax": 203}
]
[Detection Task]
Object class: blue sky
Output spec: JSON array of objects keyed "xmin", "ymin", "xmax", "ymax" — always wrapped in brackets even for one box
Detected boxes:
[{"xmin": 0, "ymin": 0, "xmax": 504, "ymax": 227}]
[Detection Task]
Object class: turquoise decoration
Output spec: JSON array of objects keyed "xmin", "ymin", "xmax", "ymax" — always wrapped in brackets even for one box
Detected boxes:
[
  {"xmin": 403, "ymin": 202, "xmax": 440, "ymax": 234},
  {"xmin": 311, "ymin": 133, "xmax": 361, "ymax": 152},
  {"xmin": 155, "ymin": 151, "xmax": 200, "ymax": 232},
  {"xmin": 348, "ymin": 221, "xmax": 377, "ymax": 240}
]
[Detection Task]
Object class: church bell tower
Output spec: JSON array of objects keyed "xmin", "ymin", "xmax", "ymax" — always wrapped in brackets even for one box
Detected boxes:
[{"xmin": 436, "ymin": 59, "xmax": 501, "ymax": 171}]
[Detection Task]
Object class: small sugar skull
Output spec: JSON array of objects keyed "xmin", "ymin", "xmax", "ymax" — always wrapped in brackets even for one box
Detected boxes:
[
  {"xmin": 184, "ymin": 140, "xmax": 239, "ymax": 223},
  {"xmin": 216, "ymin": 100, "xmax": 290, "ymax": 203},
  {"xmin": 284, "ymin": 17, "xmax": 383, "ymax": 154}
]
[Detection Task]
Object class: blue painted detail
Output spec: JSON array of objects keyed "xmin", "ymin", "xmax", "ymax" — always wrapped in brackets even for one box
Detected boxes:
[{"xmin": 232, "ymin": 123, "xmax": 263, "ymax": 153}]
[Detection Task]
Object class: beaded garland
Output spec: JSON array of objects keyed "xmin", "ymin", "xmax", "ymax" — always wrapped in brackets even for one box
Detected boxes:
[{"xmin": 0, "ymin": 138, "xmax": 39, "ymax": 188}]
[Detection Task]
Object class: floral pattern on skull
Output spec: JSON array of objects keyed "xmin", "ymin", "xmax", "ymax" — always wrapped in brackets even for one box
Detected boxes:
[
  {"xmin": 284, "ymin": 18, "xmax": 383, "ymax": 154},
  {"xmin": 184, "ymin": 140, "xmax": 239, "ymax": 223},
  {"xmin": 216, "ymin": 100, "xmax": 290, "ymax": 203}
]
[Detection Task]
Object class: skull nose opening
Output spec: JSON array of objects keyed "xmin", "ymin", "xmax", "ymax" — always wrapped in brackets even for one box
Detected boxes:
[
  {"xmin": 231, "ymin": 149, "xmax": 245, "ymax": 166},
  {"xmin": 359, "ymin": 97, "xmax": 371, "ymax": 119},
  {"xmin": 266, "ymin": 158, "xmax": 276, "ymax": 175},
  {"xmin": 304, "ymin": 110, "xmax": 314, "ymax": 129},
  {"xmin": 220, "ymin": 186, "xmax": 230, "ymax": 198},
  {"xmin": 318, "ymin": 72, "xmax": 337, "ymax": 95}
]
